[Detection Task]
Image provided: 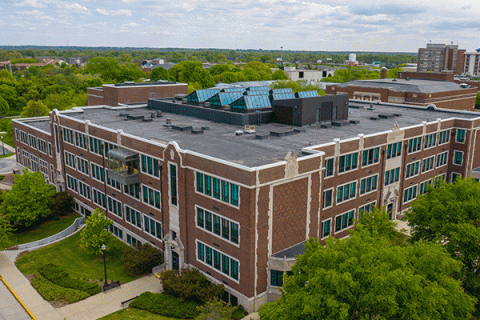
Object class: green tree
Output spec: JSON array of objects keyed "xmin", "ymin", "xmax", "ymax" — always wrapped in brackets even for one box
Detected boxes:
[
  {"xmin": 21, "ymin": 100, "xmax": 49, "ymax": 117},
  {"xmin": 356, "ymin": 206, "xmax": 405, "ymax": 245},
  {"xmin": 122, "ymin": 242, "xmax": 163, "ymax": 275},
  {"xmin": 406, "ymin": 177, "xmax": 480, "ymax": 309},
  {"xmin": 150, "ymin": 67, "xmax": 173, "ymax": 81},
  {"xmin": 0, "ymin": 214, "xmax": 12, "ymax": 250},
  {"xmin": 258, "ymin": 224, "xmax": 476, "ymax": 319},
  {"xmin": 80, "ymin": 209, "xmax": 114, "ymax": 256},
  {"xmin": 0, "ymin": 169, "xmax": 56, "ymax": 228},
  {"xmin": 272, "ymin": 69, "xmax": 289, "ymax": 80},
  {"xmin": 476, "ymin": 92, "xmax": 480, "ymax": 108},
  {"xmin": 0, "ymin": 96, "xmax": 9, "ymax": 118}
]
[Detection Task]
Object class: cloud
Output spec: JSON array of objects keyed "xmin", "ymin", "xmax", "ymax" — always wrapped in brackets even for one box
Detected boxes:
[
  {"xmin": 123, "ymin": 22, "xmax": 139, "ymax": 27},
  {"xmin": 141, "ymin": 17, "xmax": 149, "ymax": 22},
  {"xmin": 59, "ymin": 3, "xmax": 90, "ymax": 14},
  {"xmin": 95, "ymin": 9, "xmax": 132, "ymax": 16}
]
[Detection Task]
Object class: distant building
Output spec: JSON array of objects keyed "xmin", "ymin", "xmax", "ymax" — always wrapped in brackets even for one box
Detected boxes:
[
  {"xmin": 463, "ymin": 52, "xmax": 480, "ymax": 77},
  {"xmin": 417, "ymin": 42, "xmax": 465, "ymax": 74},
  {"xmin": 325, "ymin": 71, "xmax": 477, "ymax": 111},
  {"xmin": 87, "ymin": 82, "xmax": 188, "ymax": 106},
  {"xmin": 284, "ymin": 66, "xmax": 334, "ymax": 81}
]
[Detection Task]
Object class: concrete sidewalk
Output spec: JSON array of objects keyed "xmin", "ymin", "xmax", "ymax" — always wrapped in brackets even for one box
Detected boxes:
[
  {"xmin": 0, "ymin": 250, "xmax": 64, "ymax": 320},
  {"xmin": 57, "ymin": 275, "xmax": 162, "ymax": 320}
]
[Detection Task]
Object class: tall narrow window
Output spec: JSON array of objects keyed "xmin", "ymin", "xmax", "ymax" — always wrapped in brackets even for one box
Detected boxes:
[{"xmin": 170, "ymin": 164, "xmax": 177, "ymax": 206}]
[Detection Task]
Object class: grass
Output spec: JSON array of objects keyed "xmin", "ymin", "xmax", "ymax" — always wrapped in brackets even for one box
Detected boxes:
[
  {"xmin": 9, "ymin": 213, "xmax": 81, "ymax": 247},
  {"xmin": 0, "ymin": 133, "xmax": 14, "ymax": 148},
  {"xmin": 98, "ymin": 308, "xmax": 183, "ymax": 320},
  {"xmin": 16, "ymin": 230, "xmax": 138, "ymax": 284}
]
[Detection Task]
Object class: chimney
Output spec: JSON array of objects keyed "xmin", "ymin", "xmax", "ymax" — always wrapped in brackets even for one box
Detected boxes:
[{"xmin": 380, "ymin": 67, "xmax": 387, "ymax": 79}]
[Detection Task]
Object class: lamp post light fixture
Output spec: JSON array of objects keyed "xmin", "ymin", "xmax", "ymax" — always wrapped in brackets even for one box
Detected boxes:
[{"xmin": 101, "ymin": 243, "xmax": 108, "ymax": 290}]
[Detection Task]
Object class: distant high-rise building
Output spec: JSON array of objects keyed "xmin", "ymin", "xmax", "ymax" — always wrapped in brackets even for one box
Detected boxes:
[
  {"xmin": 417, "ymin": 42, "xmax": 465, "ymax": 74},
  {"xmin": 463, "ymin": 51, "xmax": 480, "ymax": 77}
]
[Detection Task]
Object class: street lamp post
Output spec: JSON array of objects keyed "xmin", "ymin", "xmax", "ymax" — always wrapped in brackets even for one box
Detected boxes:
[
  {"xmin": 280, "ymin": 46, "xmax": 283, "ymax": 67},
  {"xmin": 101, "ymin": 244, "xmax": 108, "ymax": 290}
]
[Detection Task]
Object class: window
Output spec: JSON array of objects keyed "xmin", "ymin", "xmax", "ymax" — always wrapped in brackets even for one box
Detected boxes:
[
  {"xmin": 54, "ymin": 125, "xmax": 59, "ymax": 151},
  {"xmin": 323, "ymin": 189, "xmax": 333, "ymax": 208},
  {"xmin": 321, "ymin": 219, "xmax": 331, "ymax": 238},
  {"xmin": 107, "ymin": 176, "xmax": 122, "ymax": 191},
  {"xmin": 386, "ymin": 142, "xmax": 402, "ymax": 159},
  {"xmin": 337, "ymin": 181, "xmax": 357, "ymax": 203},
  {"xmin": 125, "ymin": 205, "xmax": 142, "ymax": 229},
  {"xmin": 196, "ymin": 172, "xmax": 240, "ymax": 207},
  {"xmin": 438, "ymin": 130, "xmax": 450, "ymax": 144},
  {"xmin": 38, "ymin": 139, "xmax": 47, "ymax": 154},
  {"xmin": 271, "ymin": 270, "xmax": 284, "ymax": 287},
  {"xmin": 362, "ymin": 147, "xmax": 380, "ymax": 166},
  {"xmin": 335, "ymin": 210, "xmax": 355, "ymax": 232},
  {"xmin": 403, "ymin": 185, "xmax": 418, "ymax": 203},
  {"xmin": 93, "ymin": 188, "xmax": 106, "ymax": 208},
  {"xmin": 63, "ymin": 128, "xmax": 74, "ymax": 144},
  {"xmin": 408, "ymin": 137, "xmax": 422, "ymax": 153},
  {"xmin": 124, "ymin": 183, "xmax": 140, "ymax": 199},
  {"xmin": 360, "ymin": 175, "xmax": 377, "ymax": 195},
  {"xmin": 48, "ymin": 143, "xmax": 52, "ymax": 156},
  {"xmin": 91, "ymin": 163, "xmax": 105, "ymax": 182},
  {"xmin": 107, "ymin": 196, "xmax": 122, "ymax": 218},
  {"xmin": 78, "ymin": 181, "xmax": 91, "ymax": 200},
  {"xmin": 405, "ymin": 161, "xmax": 419, "ymax": 178},
  {"xmin": 109, "ymin": 225, "xmax": 123, "ymax": 240},
  {"xmin": 196, "ymin": 240, "xmax": 239, "ymax": 281},
  {"xmin": 64, "ymin": 151, "xmax": 76, "ymax": 169},
  {"xmin": 338, "ymin": 153, "xmax": 358, "ymax": 173},
  {"xmin": 28, "ymin": 135, "xmax": 37, "ymax": 148},
  {"xmin": 424, "ymin": 133, "xmax": 437, "ymax": 149},
  {"xmin": 75, "ymin": 132, "xmax": 87, "ymax": 149},
  {"xmin": 197, "ymin": 207, "xmax": 239, "ymax": 245},
  {"xmin": 77, "ymin": 157, "xmax": 89, "ymax": 176},
  {"xmin": 141, "ymin": 155, "xmax": 160, "ymax": 177},
  {"xmin": 421, "ymin": 156, "xmax": 434, "ymax": 173},
  {"xmin": 324, "ymin": 158, "xmax": 334, "ymax": 177},
  {"xmin": 142, "ymin": 185, "xmax": 161, "ymax": 209},
  {"xmin": 359, "ymin": 201, "xmax": 376, "ymax": 214},
  {"xmin": 419, "ymin": 180, "xmax": 432, "ymax": 195},
  {"xmin": 126, "ymin": 234, "xmax": 140, "ymax": 246},
  {"xmin": 144, "ymin": 216, "xmax": 162, "ymax": 240},
  {"xmin": 385, "ymin": 168, "xmax": 400, "ymax": 186},
  {"xmin": 66, "ymin": 175, "xmax": 78, "ymax": 193},
  {"xmin": 453, "ymin": 151, "xmax": 463, "ymax": 165},
  {"xmin": 170, "ymin": 164, "xmax": 177, "ymax": 206},
  {"xmin": 436, "ymin": 151, "xmax": 448, "ymax": 167},
  {"xmin": 456, "ymin": 129, "xmax": 466, "ymax": 143},
  {"xmin": 90, "ymin": 137, "xmax": 104, "ymax": 155},
  {"xmin": 451, "ymin": 173, "xmax": 461, "ymax": 182},
  {"xmin": 20, "ymin": 131, "xmax": 28, "ymax": 144}
]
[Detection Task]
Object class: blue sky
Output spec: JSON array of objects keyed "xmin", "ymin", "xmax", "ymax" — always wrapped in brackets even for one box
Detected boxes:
[{"xmin": 1, "ymin": 0, "xmax": 479, "ymax": 52}]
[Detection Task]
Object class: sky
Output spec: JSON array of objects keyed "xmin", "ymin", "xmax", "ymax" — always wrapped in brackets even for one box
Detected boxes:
[{"xmin": 1, "ymin": 0, "xmax": 479, "ymax": 52}]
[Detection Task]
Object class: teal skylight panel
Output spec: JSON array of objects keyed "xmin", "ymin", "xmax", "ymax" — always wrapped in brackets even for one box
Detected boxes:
[
  {"xmin": 219, "ymin": 92, "xmax": 244, "ymax": 105},
  {"xmin": 272, "ymin": 92, "xmax": 295, "ymax": 100},
  {"xmin": 224, "ymin": 88, "xmax": 246, "ymax": 93},
  {"xmin": 244, "ymin": 95, "xmax": 271, "ymax": 109},
  {"xmin": 247, "ymin": 90, "xmax": 269, "ymax": 95},
  {"xmin": 248, "ymin": 86, "xmax": 270, "ymax": 91},
  {"xmin": 187, "ymin": 89, "xmax": 220, "ymax": 103},
  {"xmin": 272, "ymin": 88, "xmax": 293, "ymax": 93},
  {"xmin": 297, "ymin": 90, "xmax": 319, "ymax": 98}
]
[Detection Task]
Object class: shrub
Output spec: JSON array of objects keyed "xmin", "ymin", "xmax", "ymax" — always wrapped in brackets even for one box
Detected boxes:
[
  {"xmin": 49, "ymin": 191, "xmax": 74, "ymax": 218},
  {"xmin": 38, "ymin": 264, "xmax": 101, "ymax": 295},
  {"xmin": 122, "ymin": 242, "xmax": 163, "ymax": 275},
  {"xmin": 31, "ymin": 272, "xmax": 89, "ymax": 303},
  {"xmin": 160, "ymin": 268, "xmax": 224, "ymax": 304},
  {"xmin": 232, "ymin": 305, "xmax": 248, "ymax": 320},
  {"xmin": 130, "ymin": 291, "xmax": 201, "ymax": 319}
]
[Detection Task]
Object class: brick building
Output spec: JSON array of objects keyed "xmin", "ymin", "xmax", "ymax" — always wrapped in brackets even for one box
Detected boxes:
[
  {"xmin": 12, "ymin": 93, "xmax": 480, "ymax": 312},
  {"xmin": 87, "ymin": 82, "xmax": 188, "ymax": 106},
  {"xmin": 417, "ymin": 43, "xmax": 465, "ymax": 74},
  {"xmin": 325, "ymin": 74, "xmax": 477, "ymax": 111}
]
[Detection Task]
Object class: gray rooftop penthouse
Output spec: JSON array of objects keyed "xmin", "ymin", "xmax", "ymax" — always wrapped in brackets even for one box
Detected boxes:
[{"xmin": 27, "ymin": 99, "xmax": 480, "ymax": 167}]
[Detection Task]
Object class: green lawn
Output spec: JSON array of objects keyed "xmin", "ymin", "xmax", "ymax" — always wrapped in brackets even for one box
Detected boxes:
[
  {"xmin": 98, "ymin": 308, "xmax": 182, "ymax": 320},
  {"xmin": 0, "ymin": 133, "xmax": 14, "ymax": 148},
  {"xmin": 9, "ymin": 213, "xmax": 81, "ymax": 247},
  {"xmin": 16, "ymin": 230, "xmax": 138, "ymax": 284}
]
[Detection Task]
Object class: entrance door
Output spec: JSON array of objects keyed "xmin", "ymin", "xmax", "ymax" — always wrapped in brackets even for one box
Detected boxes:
[
  {"xmin": 172, "ymin": 251, "xmax": 179, "ymax": 270},
  {"xmin": 387, "ymin": 203, "xmax": 394, "ymax": 220},
  {"xmin": 315, "ymin": 108, "xmax": 320, "ymax": 123}
]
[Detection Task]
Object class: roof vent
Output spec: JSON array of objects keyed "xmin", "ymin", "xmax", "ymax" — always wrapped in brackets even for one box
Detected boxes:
[{"xmin": 426, "ymin": 104, "xmax": 437, "ymax": 111}]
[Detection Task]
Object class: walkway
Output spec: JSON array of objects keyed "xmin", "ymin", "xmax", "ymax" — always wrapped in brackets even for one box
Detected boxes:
[
  {"xmin": 0, "ymin": 278, "xmax": 32, "ymax": 320},
  {"xmin": 57, "ymin": 275, "xmax": 161, "ymax": 320}
]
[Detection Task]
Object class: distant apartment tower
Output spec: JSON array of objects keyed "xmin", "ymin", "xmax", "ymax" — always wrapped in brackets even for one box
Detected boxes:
[
  {"xmin": 463, "ymin": 50, "xmax": 480, "ymax": 77},
  {"xmin": 417, "ymin": 43, "xmax": 465, "ymax": 74}
]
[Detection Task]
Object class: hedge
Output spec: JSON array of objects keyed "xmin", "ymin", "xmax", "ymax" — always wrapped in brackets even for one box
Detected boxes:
[
  {"xmin": 38, "ymin": 263, "xmax": 101, "ymax": 295},
  {"xmin": 31, "ymin": 272, "xmax": 89, "ymax": 303},
  {"xmin": 130, "ymin": 291, "xmax": 201, "ymax": 319}
]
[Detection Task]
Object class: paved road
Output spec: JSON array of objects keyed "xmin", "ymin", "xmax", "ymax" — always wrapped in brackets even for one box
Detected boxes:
[
  {"xmin": 0, "ymin": 280, "xmax": 31, "ymax": 320},
  {"xmin": 0, "ymin": 155, "xmax": 18, "ymax": 175}
]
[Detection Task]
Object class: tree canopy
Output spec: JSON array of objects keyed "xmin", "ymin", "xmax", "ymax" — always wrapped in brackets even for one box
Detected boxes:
[
  {"xmin": 0, "ymin": 169, "xmax": 56, "ymax": 228},
  {"xmin": 80, "ymin": 208, "xmax": 114, "ymax": 256},
  {"xmin": 406, "ymin": 177, "xmax": 480, "ymax": 308},
  {"xmin": 258, "ymin": 209, "xmax": 476, "ymax": 320},
  {"xmin": 20, "ymin": 100, "xmax": 49, "ymax": 117}
]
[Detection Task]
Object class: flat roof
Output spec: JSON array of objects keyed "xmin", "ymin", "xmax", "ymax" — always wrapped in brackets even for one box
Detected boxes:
[
  {"xmin": 336, "ymin": 78, "xmax": 470, "ymax": 93},
  {"xmin": 24, "ymin": 102, "xmax": 480, "ymax": 168}
]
